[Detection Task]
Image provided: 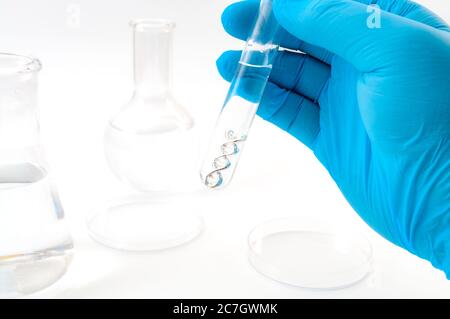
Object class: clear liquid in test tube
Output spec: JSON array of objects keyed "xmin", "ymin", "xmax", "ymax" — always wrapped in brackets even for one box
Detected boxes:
[{"xmin": 200, "ymin": 0, "xmax": 280, "ymax": 189}]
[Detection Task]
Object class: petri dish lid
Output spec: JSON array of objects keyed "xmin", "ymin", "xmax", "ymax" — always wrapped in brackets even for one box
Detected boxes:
[
  {"xmin": 87, "ymin": 193, "xmax": 204, "ymax": 251},
  {"xmin": 248, "ymin": 217, "xmax": 373, "ymax": 289}
]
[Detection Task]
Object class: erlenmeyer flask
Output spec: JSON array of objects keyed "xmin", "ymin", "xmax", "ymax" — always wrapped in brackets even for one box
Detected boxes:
[
  {"xmin": 87, "ymin": 20, "xmax": 203, "ymax": 251},
  {"xmin": 104, "ymin": 19, "xmax": 197, "ymax": 192},
  {"xmin": 0, "ymin": 53, "xmax": 73, "ymax": 297}
]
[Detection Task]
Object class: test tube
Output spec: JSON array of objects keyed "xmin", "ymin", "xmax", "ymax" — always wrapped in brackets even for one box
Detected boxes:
[{"xmin": 200, "ymin": 0, "xmax": 280, "ymax": 189}]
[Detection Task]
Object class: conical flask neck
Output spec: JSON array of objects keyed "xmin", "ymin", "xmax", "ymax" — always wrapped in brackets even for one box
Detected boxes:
[
  {"xmin": 132, "ymin": 20, "xmax": 174, "ymax": 99},
  {"xmin": 0, "ymin": 55, "xmax": 41, "ymax": 148}
]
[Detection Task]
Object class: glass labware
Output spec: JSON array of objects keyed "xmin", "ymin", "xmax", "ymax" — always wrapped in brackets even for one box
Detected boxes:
[
  {"xmin": 87, "ymin": 20, "xmax": 203, "ymax": 251},
  {"xmin": 105, "ymin": 19, "xmax": 196, "ymax": 192},
  {"xmin": 0, "ymin": 53, "xmax": 73, "ymax": 298},
  {"xmin": 200, "ymin": 0, "xmax": 280, "ymax": 189},
  {"xmin": 249, "ymin": 217, "xmax": 373, "ymax": 289}
]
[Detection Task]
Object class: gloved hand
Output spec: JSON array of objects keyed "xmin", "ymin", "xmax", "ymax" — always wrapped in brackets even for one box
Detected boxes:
[{"xmin": 217, "ymin": 0, "xmax": 450, "ymax": 276}]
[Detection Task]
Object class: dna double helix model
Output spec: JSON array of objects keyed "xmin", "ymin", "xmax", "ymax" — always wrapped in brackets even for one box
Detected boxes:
[{"xmin": 204, "ymin": 130, "xmax": 246, "ymax": 189}]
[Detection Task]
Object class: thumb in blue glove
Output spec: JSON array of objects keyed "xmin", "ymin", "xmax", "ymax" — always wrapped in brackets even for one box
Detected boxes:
[{"xmin": 218, "ymin": 0, "xmax": 450, "ymax": 277}]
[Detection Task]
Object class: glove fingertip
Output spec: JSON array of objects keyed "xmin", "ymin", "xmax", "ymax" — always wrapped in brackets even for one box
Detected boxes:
[{"xmin": 216, "ymin": 51, "xmax": 241, "ymax": 82}]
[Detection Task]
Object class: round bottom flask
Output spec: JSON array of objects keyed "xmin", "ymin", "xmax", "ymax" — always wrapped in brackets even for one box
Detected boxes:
[
  {"xmin": 248, "ymin": 217, "xmax": 373, "ymax": 289},
  {"xmin": 87, "ymin": 19, "xmax": 204, "ymax": 251},
  {"xmin": 104, "ymin": 115, "xmax": 200, "ymax": 193}
]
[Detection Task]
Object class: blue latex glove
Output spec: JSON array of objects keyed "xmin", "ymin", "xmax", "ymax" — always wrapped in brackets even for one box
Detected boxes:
[{"xmin": 217, "ymin": 0, "xmax": 450, "ymax": 276}]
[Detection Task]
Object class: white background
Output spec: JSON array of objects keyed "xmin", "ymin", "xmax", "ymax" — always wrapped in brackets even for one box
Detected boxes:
[{"xmin": 0, "ymin": 0, "xmax": 449, "ymax": 298}]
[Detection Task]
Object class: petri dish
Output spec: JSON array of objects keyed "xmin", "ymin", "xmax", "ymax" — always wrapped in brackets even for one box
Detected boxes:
[
  {"xmin": 87, "ymin": 193, "xmax": 204, "ymax": 251},
  {"xmin": 248, "ymin": 217, "xmax": 373, "ymax": 289}
]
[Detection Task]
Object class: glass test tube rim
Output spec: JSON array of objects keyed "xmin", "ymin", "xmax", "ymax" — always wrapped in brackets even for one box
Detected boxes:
[{"xmin": 130, "ymin": 18, "xmax": 176, "ymax": 32}]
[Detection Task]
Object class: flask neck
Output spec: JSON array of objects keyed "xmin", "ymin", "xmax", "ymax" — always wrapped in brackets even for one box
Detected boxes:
[
  {"xmin": 0, "ymin": 55, "xmax": 41, "ymax": 148},
  {"xmin": 132, "ymin": 20, "xmax": 175, "ymax": 99}
]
